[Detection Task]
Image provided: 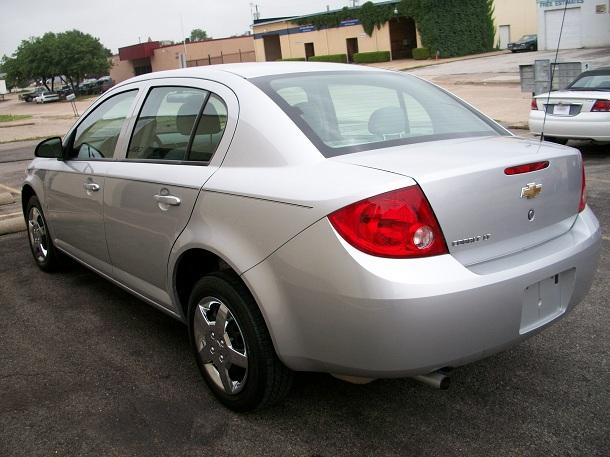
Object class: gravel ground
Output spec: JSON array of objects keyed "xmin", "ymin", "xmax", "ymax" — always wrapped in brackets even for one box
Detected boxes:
[{"xmin": 0, "ymin": 148, "xmax": 608, "ymax": 456}]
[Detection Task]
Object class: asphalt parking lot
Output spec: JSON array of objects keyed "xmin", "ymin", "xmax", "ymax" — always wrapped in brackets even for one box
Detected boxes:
[{"xmin": 0, "ymin": 140, "xmax": 608, "ymax": 457}]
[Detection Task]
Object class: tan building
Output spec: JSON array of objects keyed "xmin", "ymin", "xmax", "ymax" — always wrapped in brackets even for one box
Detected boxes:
[
  {"xmin": 110, "ymin": 36, "xmax": 255, "ymax": 83},
  {"xmin": 494, "ymin": 0, "xmax": 538, "ymax": 49},
  {"xmin": 252, "ymin": 1, "xmax": 420, "ymax": 62}
]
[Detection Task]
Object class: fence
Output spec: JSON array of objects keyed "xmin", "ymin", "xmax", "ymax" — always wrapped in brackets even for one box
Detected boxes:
[{"xmin": 187, "ymin": 50, "xmax": 256, "ymax": 67}]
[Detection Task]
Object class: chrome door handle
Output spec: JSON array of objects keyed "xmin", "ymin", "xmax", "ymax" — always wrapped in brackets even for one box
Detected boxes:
[
  {"xmin": 83, "ymin": 182, "xmax": 100, "ymax": 192},
  {"xmin": 154, "ymin": 194, "xmax": 181, "ymax": 206}
]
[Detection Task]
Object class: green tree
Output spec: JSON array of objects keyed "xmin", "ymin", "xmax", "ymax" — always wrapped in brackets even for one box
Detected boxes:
[
  {"xmin": 189, "ymin": 28, "xmax": 210, "ymax": 41},
  {"xmin": 55, "ymin": 30, "xmax": 111, "ymax": 90},
  {"xmin": 0, "ymin": 30, "xmax": 110, "ymax": 91},
  {"xmin": 1, "ymin": 33, "xmax": 60, "ymax": 90}
]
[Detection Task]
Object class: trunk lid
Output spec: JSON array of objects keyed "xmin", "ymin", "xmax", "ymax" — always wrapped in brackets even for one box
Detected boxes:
[
  {"xmin": 534, "ymin": 90, "xmax": 610, "ymax": 115},
  {"xmin": 333, "ymin": 136, "xmax": 583, "ymax": 266}
]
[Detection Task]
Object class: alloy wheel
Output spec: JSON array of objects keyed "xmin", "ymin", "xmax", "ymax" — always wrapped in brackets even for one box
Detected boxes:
[
  {"xmin": 28, "ymin": 206, "xmax": 48, "ymax": 263},
  {"xmin": 193, "ymin": 297, "xmax": 248, "ymax": 394}
]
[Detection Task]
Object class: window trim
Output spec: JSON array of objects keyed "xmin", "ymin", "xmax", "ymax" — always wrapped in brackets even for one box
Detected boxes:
[
  {"xmin": 251, "ymin": 71, "xmax": 509, "ymax": 158},
  {"xmin": 66, "ymin": 88, "xmax": 140, "ymax": 162}
]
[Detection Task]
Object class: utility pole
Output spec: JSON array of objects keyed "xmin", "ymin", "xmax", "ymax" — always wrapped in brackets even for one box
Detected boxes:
[
  {"xmin": 350, "ymin": 0, "xmax": 359, "ymax": 7},
  {"xmin": 250, "ymin": 3, "xmax": 260, "ymax": 21}
]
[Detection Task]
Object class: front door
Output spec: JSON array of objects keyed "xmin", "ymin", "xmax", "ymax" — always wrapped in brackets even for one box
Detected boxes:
[
  {"xmin": 44, "ymin": 89, "xmax": 139, "ymax": 273},
  {"xmin": 103, "ymin": 79, "xmax": 237, "ymax": 310},
  {"xmin": 305, "ymin": 42, "xmax": 315, "ymax": 61},
  {"xmin": 346, "ymin": 38, "xmax": 359, "ymax": 63},
  {"xmin": 499, "ymin": 25, "xmax": 510, "ymax": 49},
  {"xmin": 263, "ymin": 35, "xmax": 282, "ymax": 61}
]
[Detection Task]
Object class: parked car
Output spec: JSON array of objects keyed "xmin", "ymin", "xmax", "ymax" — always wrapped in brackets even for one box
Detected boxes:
[
  {"xmin": 23, "ymin": 63, "xmax": 601, "ymax": 411},
  {"xmin": 508, "ymin": 34, "xmax": 538, "ymax": 52},
  {"xmin": 19, "ymin": 86, "xmax": 46, "ymax": 102},
  {"xmin": 96, "ymin": 77, "xmax": 114, "ymax": 93},
  {"xmin": 56, "ymin": 85, "xmax": 75, "ymax": 100},
  {"xmin": 529, "ymin": 67, "xmax": 610, "ymax": 144},
  {"xmin": 34, "ymin": 91, "xmax": 60, "ymax": 103},
  {"xmin": 76, "ymin": 80, "xmax": 100, "ymax": 96}
]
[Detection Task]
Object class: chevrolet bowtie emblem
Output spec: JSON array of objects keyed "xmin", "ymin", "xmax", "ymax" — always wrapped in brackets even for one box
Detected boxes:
[{"xmin": 521, "ymin": 182, "xmax": 542, "ymax": 199}]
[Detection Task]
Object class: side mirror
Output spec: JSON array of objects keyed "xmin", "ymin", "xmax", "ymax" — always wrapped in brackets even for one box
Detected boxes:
[{"xmin": 35, "ymin": 137, "xmax": 63, "ymax": 159}]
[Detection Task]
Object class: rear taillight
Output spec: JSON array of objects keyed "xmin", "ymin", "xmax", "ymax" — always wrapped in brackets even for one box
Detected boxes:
[
  {"xmin": 591, "ymin": 99, "xmax": 610, "ymax": 112},
  {"xmin": 531, "ymin": 98, "xmax": 538, "ymax": 110},
  {"xmin": 328, "ymin": 186, "xmax": 448, "ymax": 258},
  {"xmin": 578, "ymin": 161, "xmax": 587, "ymax": 212}
]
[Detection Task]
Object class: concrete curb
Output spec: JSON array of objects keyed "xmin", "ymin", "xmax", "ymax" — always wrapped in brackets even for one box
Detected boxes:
[
  {"xmin": 0, "ymin": 122, "xmax": 36, "ymax": 129},
  {"xmin": 0, "ymin": 216, "xmax": 26, "ymax": 236},
  {"xmin": 0, "ymin": 192, "xmax": 15, "ymax": 205}
]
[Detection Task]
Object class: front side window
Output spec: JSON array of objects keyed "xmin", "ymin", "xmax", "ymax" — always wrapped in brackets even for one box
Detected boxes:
[
  {"xmin": 253, "ymin": 72, "xmax": 505, "ymax": 157},
  {"xmin": 72, "ymin": 90, "xmax": 138, "ymax": 159},
  {"xmin": 127, "ymin": 86, "xmax": 209, "ymax": 161}
]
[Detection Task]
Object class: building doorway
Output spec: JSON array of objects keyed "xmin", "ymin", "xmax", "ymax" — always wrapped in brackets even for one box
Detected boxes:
[
  {"xmin": 263, "ymin": 34, "xmax": 282, "ymax": 61},
  {"xmin": 389, "ymin": 17, "xmax": 417, "ymax": 59},
  {"xmin": 346, "ymin": 38, "xmax": 359, "ymax": 63},
  {"xmin": 305, "ymin": 42, "xmax": 315, "ymax": 61},
  {"xmin": 499, "ymin": 25, "xmax": 511, "ymax": 49},
  {"xmin": 133, "ymin": 58, "xmax": 152, "ymax": 76}
]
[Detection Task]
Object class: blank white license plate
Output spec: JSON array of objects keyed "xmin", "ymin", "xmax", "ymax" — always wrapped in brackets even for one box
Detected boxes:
[
  {"xmin": 520, "ymin": 270, "xmax": 574, "ymax": 334},
  {"xmin": 553, "ymin": 104, "xmax": 570, "ymax": 115}
]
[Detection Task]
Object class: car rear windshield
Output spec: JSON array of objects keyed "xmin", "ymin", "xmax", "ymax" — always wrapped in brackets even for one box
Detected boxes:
[
  {"xmin": 252, "ymin": 71, "xmax": 505, "ymax": 157},
  {"xmin": 568, "ymin": 74, "xmax": 610, "ymax": 91}
]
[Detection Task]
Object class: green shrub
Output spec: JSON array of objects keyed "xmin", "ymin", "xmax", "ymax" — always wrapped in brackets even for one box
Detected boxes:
[
  {"xmin": 412, "ymin": 47, "xmax": 430, "ymax": 60},
  {"xmin": 353, "ymin": 51, "xmax": 391, "ymax": 64},
  {"xmin": 280, "ymin": 57, "xmax": 306, "ymax": 61},
  {"xmin": 308, "ymin": 54, "xmax": 348, "ymax": 63},
  {"xmin": 399, "ymin": 0, "xmax": 495, "ymax": 58}
]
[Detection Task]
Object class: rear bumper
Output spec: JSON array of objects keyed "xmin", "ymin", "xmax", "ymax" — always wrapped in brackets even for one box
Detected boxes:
[
  {"xmin": 244, "ymin": 207, "xmax": 601, "ymax": 378},
  {"xmin": 529, "ymin": 110, "xmax": 610, "ymax": 141}
]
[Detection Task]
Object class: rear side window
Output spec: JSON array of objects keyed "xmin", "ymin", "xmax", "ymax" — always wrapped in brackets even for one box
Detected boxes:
[
  {"xmin": 127, "ymin": 87, "xmax": 208, "ymax": 161},
  {"xmin": 72, "ymin": 90, "xmax": 138, "ymax": 159},
  {"xmin": 568, "ymin": 74, "xmax": 610, "ymax": 90},
  {"xmin": 253, "ymin": 71, "xmax": 505, "ymax": 157},
  {"xmin": 188, "ymin": 94, "xmax": 228, "ymax": 162}
]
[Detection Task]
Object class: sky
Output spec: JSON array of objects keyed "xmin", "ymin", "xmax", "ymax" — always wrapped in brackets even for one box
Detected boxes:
[{"xmin": 1, "ymin": 0, "xmax": 368, "ymax": 57}]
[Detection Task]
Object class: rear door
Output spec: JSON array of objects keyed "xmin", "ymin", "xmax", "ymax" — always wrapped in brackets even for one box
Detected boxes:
[{"xmin": 103, "ymin": 78, "xmax": 237, "ymax": 310}]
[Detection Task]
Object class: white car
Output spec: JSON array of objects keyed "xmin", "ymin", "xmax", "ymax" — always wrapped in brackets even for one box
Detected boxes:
[
  {"xmin": 529, "ymin": 67, "xmax": 610, "ymax": 144},
  {"xmin": 35, "ymin": 91, "xmax": 60, "ymax": 104}
]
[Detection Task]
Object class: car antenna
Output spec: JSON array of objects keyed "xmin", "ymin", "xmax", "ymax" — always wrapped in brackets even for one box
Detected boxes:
[{"xmin": 539, "ymin": 0, "xmax": 569, "ymax": 143}]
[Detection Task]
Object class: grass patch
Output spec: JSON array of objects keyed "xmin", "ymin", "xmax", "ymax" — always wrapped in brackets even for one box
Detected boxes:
[{"xmin": 0, "ymin": 114, "xmax": 32, "ymax": 123}]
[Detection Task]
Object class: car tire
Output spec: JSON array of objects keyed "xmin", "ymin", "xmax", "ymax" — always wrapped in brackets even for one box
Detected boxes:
[
  {"xmin": 188, "ymin": 271, "xmax": 293, "ymax": 411},
  {"xmin": 25, "ymin": 195, "xmax": 63, "ymax": 271},
  {"xmin": 544, "ymin": 136, "xmax": 569, "ymax": 145}
]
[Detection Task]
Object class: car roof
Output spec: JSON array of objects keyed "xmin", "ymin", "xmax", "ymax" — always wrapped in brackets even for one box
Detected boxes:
[
  {"xmin": 116, "ymin": 62, "xmax": 383, "ymax": 87},
  {"xmin": 576, "ymin": 67, "xmax": 610, "ymax": 77}
]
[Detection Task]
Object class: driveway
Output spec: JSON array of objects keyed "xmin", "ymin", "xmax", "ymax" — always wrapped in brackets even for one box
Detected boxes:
[
  {"xmin": 409, "ymin": 47, "xmax": 610, "ymax": 78},
  {"xmin": 0, "ymin": 149, "xmax": 608, "ymax": 457}
]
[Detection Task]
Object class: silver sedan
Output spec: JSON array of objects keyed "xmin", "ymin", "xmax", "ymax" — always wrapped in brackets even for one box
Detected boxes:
[{"xmin": 22, "ymin": 63, "xmax": 601, "ymax": 411}]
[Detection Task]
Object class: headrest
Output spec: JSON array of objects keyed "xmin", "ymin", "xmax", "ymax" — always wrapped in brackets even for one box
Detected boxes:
[
  {"xmin": 368, "ymin": 106, "xmax": 408, "ymax": 136},
  {"xmin": 197, "ymin": 102, "xmax": 221, "ymax": 135},
  {"xmin": 176, "ymin": 97, "xmax": 204, "ymax": 135}
]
